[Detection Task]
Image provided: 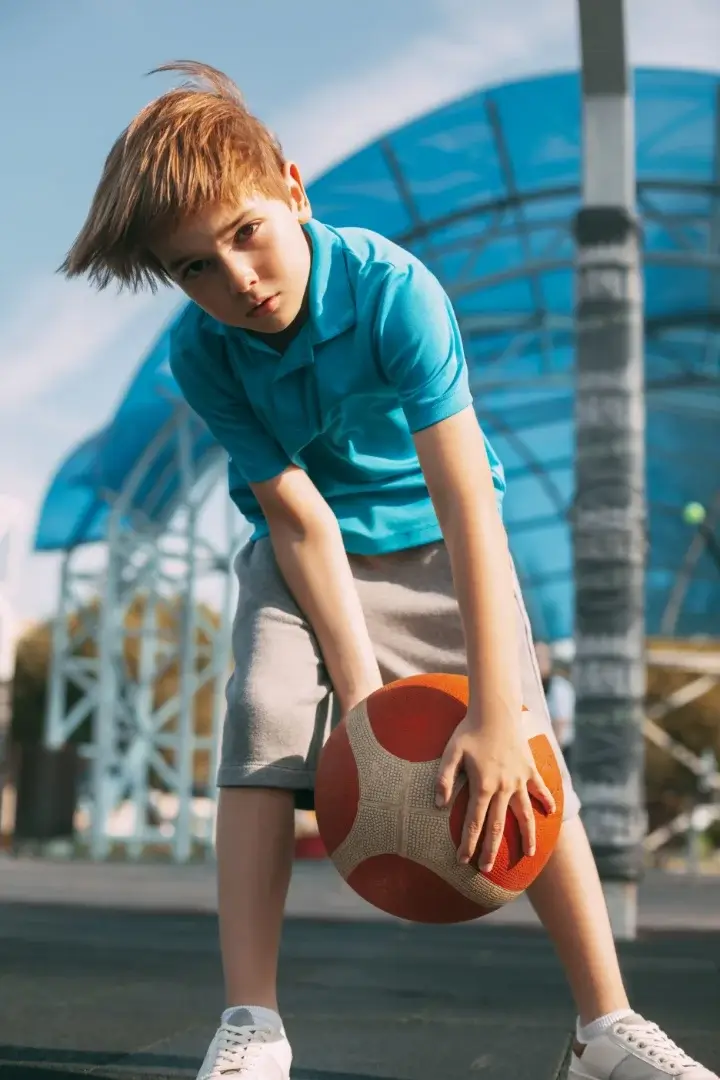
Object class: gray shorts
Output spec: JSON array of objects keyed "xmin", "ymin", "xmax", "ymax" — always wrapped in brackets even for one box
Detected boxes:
[{"xmin": 220, "ymin": 538, "xmax": 581, "ymax": 821}]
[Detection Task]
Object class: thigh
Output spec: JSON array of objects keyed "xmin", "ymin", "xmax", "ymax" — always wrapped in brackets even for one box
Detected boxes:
[
  {"xmin": 219, "ymin": 538, "xmax": 333, "ymax": 795},
  {"xmin": 352, "ymin": 543, "xmax": 581, "ymax": 820},
  {"xmin": 350, "ymin": 543, "xmax": 467, "ymax": 681}
]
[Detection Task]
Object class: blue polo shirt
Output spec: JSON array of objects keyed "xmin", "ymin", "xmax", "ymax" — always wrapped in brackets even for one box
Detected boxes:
[{"xmin": 170, "ymin": 219, "xmax": 505, "ymax": 553}]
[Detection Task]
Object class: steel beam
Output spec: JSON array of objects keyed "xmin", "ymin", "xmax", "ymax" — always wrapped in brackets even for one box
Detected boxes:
[
  {"xmin": 42, "ymin": 407, "xmax": 239, "ymax": 862},
  {"xmin": 573, "ymin": 0, "xmax": 646, "ymax": 939}
]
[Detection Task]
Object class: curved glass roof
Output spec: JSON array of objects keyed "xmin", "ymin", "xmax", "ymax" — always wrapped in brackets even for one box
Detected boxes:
[
  {"xmin": 35, "ymin": 67, "xmax": 720, "ymax": 640},
  {"xmin": 36, "ymin": 306, "xmax": 221, "ymax": 549}
]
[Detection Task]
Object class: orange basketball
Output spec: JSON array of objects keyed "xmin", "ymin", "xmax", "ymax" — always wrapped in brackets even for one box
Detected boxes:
[{"xmin": 315, "ymin": 673, "xmax": 564, "ymax": 924}]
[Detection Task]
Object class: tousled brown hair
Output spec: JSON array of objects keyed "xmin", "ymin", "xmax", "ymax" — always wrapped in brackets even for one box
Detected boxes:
[{"xmin": 59, "ymin": 61, "xmax": 290, "ymax": 291}]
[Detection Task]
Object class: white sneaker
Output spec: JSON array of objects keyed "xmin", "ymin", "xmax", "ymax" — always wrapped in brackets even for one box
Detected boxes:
[
  {"xmin": 196, "ymin": 1007, "xmax": 292, "ymax": 1079},
  {"xmin": 569, "ymin": 1012, "xmax": 718, "ymax": 1079}
]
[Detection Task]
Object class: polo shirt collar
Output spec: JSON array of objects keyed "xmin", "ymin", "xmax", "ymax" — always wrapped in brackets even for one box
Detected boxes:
[{"xmin": 304, "ymin": 218, "xmax": 356, "ymax": 346}]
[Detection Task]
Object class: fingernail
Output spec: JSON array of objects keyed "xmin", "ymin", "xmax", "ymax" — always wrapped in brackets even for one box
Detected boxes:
[
  {"xmin": 435, "ymin": 794, "xmax": 445, "ymax": 809},
  {"xmin": 529, "ymin": 846, "xmax": 536, "ymax": 857},
  {"xmin": 481, "ymin": 862, "xmax": 493, "ymax": 872}
]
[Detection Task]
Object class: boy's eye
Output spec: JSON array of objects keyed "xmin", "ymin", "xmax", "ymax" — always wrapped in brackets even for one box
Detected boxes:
[
  {"xmin": 235, "ymin": 222, "xmax": 259, "ymax": 242},
  {"xmin": 177, "ymin": 222, "xmax": 258, "ymax": 281},
  {"xmin": 182, "ymin": 259, "xmax": 208, "ymax": 281}
]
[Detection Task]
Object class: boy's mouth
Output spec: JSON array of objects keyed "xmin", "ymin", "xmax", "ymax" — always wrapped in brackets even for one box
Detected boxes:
[{"xmin": 247, "ymin": 294, "xmax": 280, "ymax": 318}]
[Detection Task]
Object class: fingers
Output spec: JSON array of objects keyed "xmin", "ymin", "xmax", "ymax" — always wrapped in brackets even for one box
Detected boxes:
[
  {"xmin": 435, "ymin": 741, "xmax": 462, "ymax": 809},
  {"xmin": 527, "ymin": 771, "xmax": 556, "ymax": 816},
  {"xmin": 476, "ymin": 791, "xmax": 510, "ymax": 871},
  {"xmin": 458, "ymin": 787, "xmax": 493, "ymax": 865},
  {"xmin": 510, "ymin": 789, "xmax": 537, "ymax": 859},
  {"xmin": 435, "ymin": 736, "xmax": 558, "ymax": 874}
]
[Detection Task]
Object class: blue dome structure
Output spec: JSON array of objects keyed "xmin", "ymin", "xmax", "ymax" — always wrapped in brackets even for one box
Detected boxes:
[{"xmin": 35, "ymin": 67, "xmax": 720, "ymax": 641}]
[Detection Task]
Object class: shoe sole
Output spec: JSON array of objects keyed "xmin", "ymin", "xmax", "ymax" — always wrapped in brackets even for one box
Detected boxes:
[{"xmin": 551, "ymin": 1033, "xmax": 575, "ymax": 1080}]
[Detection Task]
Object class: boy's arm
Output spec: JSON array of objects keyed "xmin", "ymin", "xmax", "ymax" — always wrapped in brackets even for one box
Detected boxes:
[
  {"xmin": 376, "ymin": 263, "xmax": 555, "ymax": 870},
  {"xmin": 414, "ymin": 407, "xmax": 556, "ymax": 868},
  {"xmin": 413, "ymin": 406, "xmax": 521, "ymax": 730},
  {"xmin": 249, "ymin": 468, "xmax": 382, "ymax": 714},
  {"xmin": 374, "ymin": 262, "xmax": 520, "ymax": 716},
  {"xmin": 169, "ymin": 313, "xmax": 380, "ymax": 714}
]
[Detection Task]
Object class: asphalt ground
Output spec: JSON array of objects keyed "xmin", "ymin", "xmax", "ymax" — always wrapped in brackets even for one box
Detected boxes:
[{"xmin": 0, "ymin": 874, "xmax": 718, "ymax": 1080}]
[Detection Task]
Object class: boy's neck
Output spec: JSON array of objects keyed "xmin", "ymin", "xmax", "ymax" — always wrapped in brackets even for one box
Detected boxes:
[{"xmin": 245, "ymin": 292, "xmax": 309, "ymax": 355}]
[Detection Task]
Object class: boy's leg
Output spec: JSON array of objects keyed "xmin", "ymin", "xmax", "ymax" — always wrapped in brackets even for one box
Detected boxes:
[
  {"xmin": 354, "ymin": 544, "xmax": 630, "ymax": 1015},
  {"xmin": 351, "ymin": 543, "xmax": 717, "ymax": 1078},
  {"xmin": 504, "ymin": 569, "xmax": 631, "ymax": 1025},
  {"xmin": 217, "ymin": 539, "xmax": 333, "ymax": 1006},
  {"xmin": 525, "ymin": 815, "xmax": 629, "ymax": 1024},
  {"xmin": 197, "ymin": 540, "xmax": 333, "ymax": 1079},
  {"xmin": 216, "ymin": 786, "xmax": 295, "ymax": 1009},
  {"xmin": 354, "ymin": 544, "xmax": 627, "ymax": 1019}
]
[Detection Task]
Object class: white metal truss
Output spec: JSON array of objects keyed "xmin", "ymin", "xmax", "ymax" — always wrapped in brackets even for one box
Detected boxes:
[
  {"xmin": 36, "ymin": 62, "xmax": 720, "ymax": 868},
  {"xmin": 643, "ymin": 646, "xmax": 720, "ymax": 864},
  {"xmin": 551, "ymin": 641, "xmax": 720, "ymax": 863},
  {"xmin": 43, "ymin": 405, "xmax": 244, "ymax": 861}
]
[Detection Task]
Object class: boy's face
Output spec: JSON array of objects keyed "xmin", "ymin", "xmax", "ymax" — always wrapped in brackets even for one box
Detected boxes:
[{"xmin": 152, "ymin": 162, "xmax": 312, "ymax": 332}]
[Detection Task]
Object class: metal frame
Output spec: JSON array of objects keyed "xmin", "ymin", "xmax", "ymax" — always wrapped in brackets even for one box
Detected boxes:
[
  {"xmin": 37, "ymin": 56, "xmax": 720, "ymax": 868},
  {"xmin": 644, "ymin": 646, "xmax": 720, "ymax": 869},
  {"xmin": 43, "ymin": 406, "xmax": 243, "ymax": 861},
  {"xmin": 380, "ymin": 40, "xmax": 720, "ymax": 892}
]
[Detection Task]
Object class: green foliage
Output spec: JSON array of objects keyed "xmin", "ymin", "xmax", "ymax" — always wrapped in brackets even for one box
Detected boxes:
[
  {"xmin": 9, "ymin": 596, "xmax": 224, "ymax": 786},
  {"xmin": 644, "ymin": 639, "xmax": 720, "ymax": 835},
  {"xmin": 11, "ymin": 622, "xmax": 56, "ymax": 745},
  {"xmin": 9, "ymin": 620, "xmax": 720, "ymax": 825}
]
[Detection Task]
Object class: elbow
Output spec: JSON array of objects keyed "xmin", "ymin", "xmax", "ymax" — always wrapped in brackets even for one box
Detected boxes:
[
  {"xmin": 266, "ymin": 502, "xmax": 338, "ymax": 547},
  {"xmin": 251, "ymin": 469, "xmax": 338, "ymax": 542}
]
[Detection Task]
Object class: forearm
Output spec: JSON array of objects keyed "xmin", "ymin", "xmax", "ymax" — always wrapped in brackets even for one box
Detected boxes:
[
  {"xmin": 268, "ymin": 509, "xmax": 382, "ymax": 714},
  {"xmin": 415, "ymin": 408, "xmax": 523, "ymax": 726},
  {"xmin": 441, "ymin": 489, "xmax": 523, "ymax": 722}
]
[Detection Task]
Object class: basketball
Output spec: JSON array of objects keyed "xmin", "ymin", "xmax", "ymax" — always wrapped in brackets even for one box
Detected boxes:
[{"xmin": 315, "ymin": 673, "xmax": 564, "ymax": 923}]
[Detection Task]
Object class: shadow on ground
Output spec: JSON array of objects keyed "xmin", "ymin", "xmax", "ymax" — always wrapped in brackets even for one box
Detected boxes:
[{"xmin": 0, "ymin": 903, "xmax": 717, "ymax": 1079}]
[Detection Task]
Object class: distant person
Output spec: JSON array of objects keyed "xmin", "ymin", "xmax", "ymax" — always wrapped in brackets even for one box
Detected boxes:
[
  {"xmin": 59, "ymin": 61, "xmax": 715, "ymax": 1080},
  {"xmin": 535, "ymin": 641, "xmax": 576, "ymax": 769}
]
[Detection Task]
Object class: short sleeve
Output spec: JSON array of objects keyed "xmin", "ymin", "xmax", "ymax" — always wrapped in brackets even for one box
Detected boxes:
[
  {"xmin": 374, "ymin": 261, "xmax": 473, "ymax": 433},
  {"xmin": 169, "ymin": 309, "xmax": 291, "ymax": 485}
]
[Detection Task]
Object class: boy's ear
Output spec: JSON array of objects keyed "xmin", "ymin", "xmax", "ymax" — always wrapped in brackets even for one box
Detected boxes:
[{"xmin": 284, "ymin": 160, "xmax": 312, "ymax": 223}]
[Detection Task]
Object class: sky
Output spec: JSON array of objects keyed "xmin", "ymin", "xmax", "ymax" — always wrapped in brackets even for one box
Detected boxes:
[{"xmin": 1, "ymin": 0, "xmax": 719, "ymax": 632}]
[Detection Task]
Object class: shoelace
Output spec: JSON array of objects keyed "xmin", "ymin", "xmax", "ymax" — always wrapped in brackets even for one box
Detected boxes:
[
  {"xmin": 616, "ymin": 1021, "xmax": 701, "ymax": 1071},
  {"xmin": 210, "ymin": 1023, "xmax": 270, "ymax": 1076}
]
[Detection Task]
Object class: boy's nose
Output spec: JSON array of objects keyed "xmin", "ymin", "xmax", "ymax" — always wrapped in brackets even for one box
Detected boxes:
[{"xmin": 225, "ymin": 259, "xmax": 258, "ymax": 294}]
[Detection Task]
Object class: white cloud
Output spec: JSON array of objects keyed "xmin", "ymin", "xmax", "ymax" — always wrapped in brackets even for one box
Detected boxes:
[
  {"xmin": 279, "ymin": 0, "xmax": 719, "ymax": 182},
  {"xmin": 278, "ymin": 0, "xmax": 576, "ymax": 179},
  {"xmin": 5, "ymin": 0, "xmax": 715, "ymax": 421},
  {"xmin": 0, "ymin": 276, "xmax": 157, "ymax": 413},
  {"xmin": 5, "ymin": 0, "xmax": 719, "ymax": 630},
  {"xmin": 0, "ymin": 274, "xmax": 172, "ymax": 626},
  {"xmin": 628, "ymin": 0, "xmax": 720, "ymax": 70}
]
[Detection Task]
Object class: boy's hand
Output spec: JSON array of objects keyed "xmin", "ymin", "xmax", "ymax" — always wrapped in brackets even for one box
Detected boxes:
[{"xmin": 434, "ymin": 712, "xmax": 556, "ymax": 872}]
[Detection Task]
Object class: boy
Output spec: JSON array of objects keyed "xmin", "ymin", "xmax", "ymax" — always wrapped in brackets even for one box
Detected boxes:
[{"xmin": 61, "ymin": 62, "xmax": 716, "ymax": 1080}]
